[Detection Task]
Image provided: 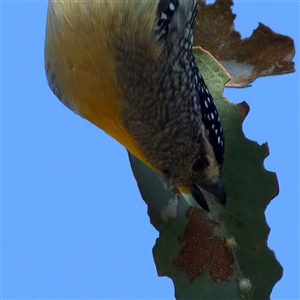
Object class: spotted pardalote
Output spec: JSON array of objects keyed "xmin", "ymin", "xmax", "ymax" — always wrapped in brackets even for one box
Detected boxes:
[{"xmin": 44, "ymin": 0, "xmax": 226, "ymax": 211}]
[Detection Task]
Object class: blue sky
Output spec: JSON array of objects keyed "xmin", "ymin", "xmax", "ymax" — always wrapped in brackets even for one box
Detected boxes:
[{"xmin": 1, "ymin": 1, "xmax": 299, "ymax": 299}]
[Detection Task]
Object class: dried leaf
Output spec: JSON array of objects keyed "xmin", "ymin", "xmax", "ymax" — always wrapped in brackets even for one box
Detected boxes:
[{"xmin": 194, "ymin": 0, "xmax": 295, "ymax": 87}]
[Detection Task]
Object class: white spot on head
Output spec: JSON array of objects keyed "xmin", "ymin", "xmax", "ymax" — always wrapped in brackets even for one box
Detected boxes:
[
  {"xmin": 205, "ymin": 87, "xmax": 209, "ymax": 93},
  {"xmin": 212, "ymin": 124, "xmax": 215, "ymax": 130},
  {"xmin": 215, "ymin": 128, "xmax": 218, "ymax": 135},
  {"xmin": 218, "ymin": 116, "xmax": 220, "ymax": 122},
  {"xmin": 207, "ymin": 114, "xmax": 211, "ymax": 121},
  {"xmin": 218, "ymin": 136, "xmax": 221, "ymax": 144},
  {"xmin": 161, "ymin": 12, "xmax": 167, "ymax": 20},
  {"xmin": 211, "ymin": 112, "xmax": 214, "ymax": 120},
  {"xmin": 169, "ymin": 2, "xmax": 175, "ymax": 11},
  {"xmin": 204, "ymin": 100, "xmax": 208, "ymax": 108}
]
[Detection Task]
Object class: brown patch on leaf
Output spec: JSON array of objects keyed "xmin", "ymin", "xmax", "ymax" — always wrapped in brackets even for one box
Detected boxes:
[
  {"xmin": 173, "ymin": 207, "xmax": 234, "ymax": 282},
  {"xmin": 237, "ymin": 101, "xmax": 250, "ymax": 121},
  {"xmin": 194, "ymin": 0, "xmax": 295, "ymax": 87}
]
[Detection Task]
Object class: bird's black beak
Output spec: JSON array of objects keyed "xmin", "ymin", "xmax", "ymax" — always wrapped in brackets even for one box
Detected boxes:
[
  {"xmin": 191, "ymin": 183, "xmax": 210, "ymax": 211},
  {"xmin": 191, "ymin": 180, "xmax": 226, "ymax": 212}
]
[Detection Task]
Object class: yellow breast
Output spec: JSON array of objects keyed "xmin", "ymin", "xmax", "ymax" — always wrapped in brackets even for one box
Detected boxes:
[{"xmin": 45, "ymin": 0, "xmax": 158, "ymax": 170}]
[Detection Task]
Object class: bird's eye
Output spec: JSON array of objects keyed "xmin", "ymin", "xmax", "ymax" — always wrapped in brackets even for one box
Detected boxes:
[
  {"xmin": 162, "ymin": 169, "xmax": 171, "ymax": 176},
  {"xmin": 191, "ymin": 156, "xmax": 209, "ymax": 173}
]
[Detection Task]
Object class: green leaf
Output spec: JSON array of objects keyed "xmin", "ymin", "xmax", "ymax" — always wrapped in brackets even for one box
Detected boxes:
[{"xmin": 128, "ymin": 47, "xmax": 282, "ymax": 299}]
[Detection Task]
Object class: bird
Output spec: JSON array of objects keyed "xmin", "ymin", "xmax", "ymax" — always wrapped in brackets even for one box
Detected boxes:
[{"xmin": 44, "ymin": 0, "xmax": 226, "ymax": 211}]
